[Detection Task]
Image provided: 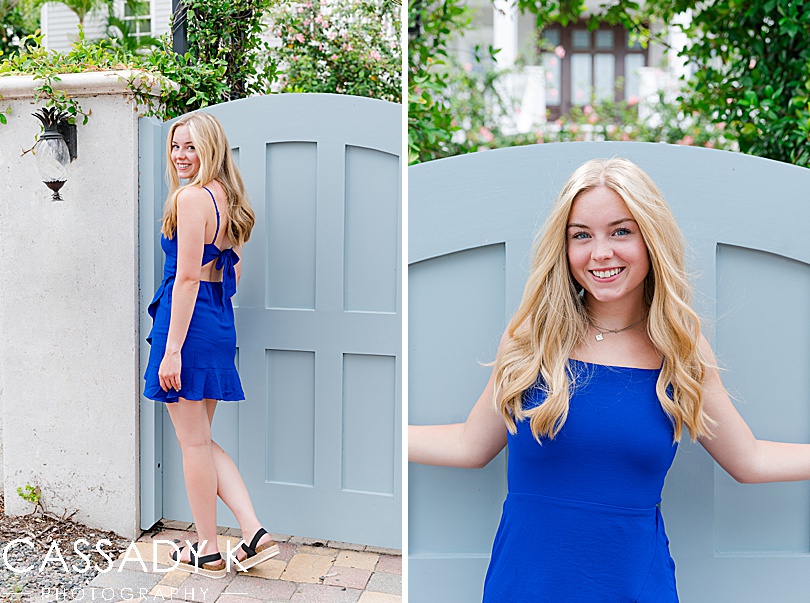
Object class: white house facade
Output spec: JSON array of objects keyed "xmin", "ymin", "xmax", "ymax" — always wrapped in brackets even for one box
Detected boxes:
[
  {"xmin": 457, "ymin": 0, "xmax": 692, "ymax": 131},
  {"xmin": 41, "ymin": 0, "xmax": 172, "ymax": 51}
]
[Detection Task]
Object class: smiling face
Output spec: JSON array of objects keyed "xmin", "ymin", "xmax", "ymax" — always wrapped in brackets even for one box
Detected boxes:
[
  {"xmin": 566, "ymin": 185, "xmax": 650, "ymax": 309},
  {"xmin": 170, "ymin": 125, "xmax": 200, "ymax": 180}
]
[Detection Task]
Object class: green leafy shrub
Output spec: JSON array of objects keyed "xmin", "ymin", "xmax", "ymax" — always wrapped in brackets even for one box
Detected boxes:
[
  {"xmin": 184, "ymin": 0, "xmax": 278, "ymax": 101},
  {"xmin": 408, "ymin": 0, "xmax": 474, "ymax": 163}
]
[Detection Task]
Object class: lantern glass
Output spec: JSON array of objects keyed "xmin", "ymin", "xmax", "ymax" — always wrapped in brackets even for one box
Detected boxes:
[{"xmin": 35, "ymin": 136, "xmax": 70, "ymax": 183}]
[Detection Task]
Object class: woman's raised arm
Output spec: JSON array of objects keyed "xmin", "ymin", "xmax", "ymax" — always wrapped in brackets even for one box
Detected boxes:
[
  {"xmin": 408, "ymin": 333, "xmax": 510, "ymax": 469},
  {"xmin": 699, "ymin": 335, "xmax": 810, "ymax": 484}
]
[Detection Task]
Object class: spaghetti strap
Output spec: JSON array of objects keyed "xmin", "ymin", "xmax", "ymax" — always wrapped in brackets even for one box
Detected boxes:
[{"xmin": 202, "ymin": 186, "xmax": 220, "ymax": 244}]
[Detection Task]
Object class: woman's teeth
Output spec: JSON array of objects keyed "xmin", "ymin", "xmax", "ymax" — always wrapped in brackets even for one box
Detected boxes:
[{"xmin": 591, "ymin": 268, "xmax": 622, "ymax": 278}]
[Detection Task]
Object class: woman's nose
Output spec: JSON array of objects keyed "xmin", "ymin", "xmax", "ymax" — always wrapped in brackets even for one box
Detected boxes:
[{"xmin": 591, "ymin": 238, "xmax": 614, "ymax": 260}]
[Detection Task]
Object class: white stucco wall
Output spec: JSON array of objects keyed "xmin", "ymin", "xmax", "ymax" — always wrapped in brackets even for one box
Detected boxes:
[{"xmin": 0, "ymin": 72, "xmax": 159, "ymax": 538}]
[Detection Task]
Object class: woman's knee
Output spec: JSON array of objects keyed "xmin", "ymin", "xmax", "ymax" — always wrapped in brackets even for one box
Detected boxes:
[{"xmin": 175, "ymin": 430, "xmax": 213, "ymax": 450}]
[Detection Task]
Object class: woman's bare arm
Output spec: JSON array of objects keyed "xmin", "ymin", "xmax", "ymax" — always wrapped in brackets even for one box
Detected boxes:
[
  {"xmin": 158, "ymin": 187, "xmax": 208, "ymax": 392},
  {"xmin": 408, "ymin": 333, "xmax": 509, "ymax": 469},
  {"xmin": 699, "ymin": 335, "xmax": 810, "ymax": 483}
]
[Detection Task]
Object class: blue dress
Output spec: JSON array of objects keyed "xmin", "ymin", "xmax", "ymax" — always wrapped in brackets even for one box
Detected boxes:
[
  {"xmin": 143, "ymin": 186, "xmax": 245, "ymax": 403},
  {"xmin": 483, "ymin": 359, "xmax": 679, "ymax": 602}
]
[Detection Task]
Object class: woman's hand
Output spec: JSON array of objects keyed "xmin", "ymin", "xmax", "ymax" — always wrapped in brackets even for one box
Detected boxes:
[{"xmin": 158, "ymin": 349, "xmax": 182, "ymax": 392}]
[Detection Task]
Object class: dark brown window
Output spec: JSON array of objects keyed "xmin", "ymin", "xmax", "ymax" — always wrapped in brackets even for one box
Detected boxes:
[{"xmin": 540, "ymin": 24, "xmax": 647, "ymax": 119}]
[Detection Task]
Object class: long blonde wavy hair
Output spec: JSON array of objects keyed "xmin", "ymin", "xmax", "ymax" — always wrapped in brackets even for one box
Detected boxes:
[
  {"xmin": 494, "ymin": 158, "xmax": 715, "ymax": 443},
  {"xmin": 162, "ymin": 112, "xmax": 255, "ymax": 247}
]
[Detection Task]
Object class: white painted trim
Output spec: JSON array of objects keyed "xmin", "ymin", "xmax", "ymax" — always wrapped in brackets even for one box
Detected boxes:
[{"xmin": 0, "ymin": 70, "xmax": 169, "ymax": 100}]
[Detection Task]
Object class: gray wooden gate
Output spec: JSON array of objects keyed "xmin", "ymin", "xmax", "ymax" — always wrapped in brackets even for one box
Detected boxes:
[
  {"xmin": 140, "ymin": 94, "xmax": 402, "ymax": 549},
  {"xmin": 409, "ymin": 142, "xmax": 810, "ymax": 601}
]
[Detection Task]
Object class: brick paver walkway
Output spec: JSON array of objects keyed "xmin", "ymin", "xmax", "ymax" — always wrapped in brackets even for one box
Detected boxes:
[{"xmin": 76, "ymin": 522, "xmax": 401, "ymax": 603}]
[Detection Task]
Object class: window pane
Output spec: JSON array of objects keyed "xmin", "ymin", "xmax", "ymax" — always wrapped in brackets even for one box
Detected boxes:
[
  {"xmin": 627, "ymin": 31, "xmax": 643, "ymax": 49},
  {"xmin": 124, "ymin": 1, "xmax": 150, "ymax": 18},
  {"xmin": 542, "ymin": 53, "xmax": 562, "ymax": 106},
  {"xmin": 624, "ymin": 54, "xmax": 645, "ymax": 101},
  {"xmin": 571, "ymin": 54, "xmax": 592, "ymax": 105},
  {"xmin": 595, "ymin": 30, "xmax": 614, "ymax": 49},
  {"xmin": 594, "ymin": 54, "xmax": 614, "ymax": 101},
  {"xmin": 572, "ymin": 30, "xmax": 590, "ymax": 49},
  {"xmin": 542, "ymin": 28, "xmax": 560, "ymax": 48}
]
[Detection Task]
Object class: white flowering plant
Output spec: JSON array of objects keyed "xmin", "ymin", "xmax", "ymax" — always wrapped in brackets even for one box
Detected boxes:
[{"xmin": 270, "ymin": 0, "xmax": 401, "ymax": 103}]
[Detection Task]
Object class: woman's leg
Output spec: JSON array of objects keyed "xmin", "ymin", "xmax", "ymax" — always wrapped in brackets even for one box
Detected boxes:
[
  {"xmin": 205, "ymin": 400, "xmax": 275, "ymax": 557},
  {"xmin": 166, "ymin": 398, "xmax": 221, "ymax": 559}
]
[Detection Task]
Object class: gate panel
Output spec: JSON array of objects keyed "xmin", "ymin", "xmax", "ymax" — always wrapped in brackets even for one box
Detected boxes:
[
  {"xmin": 140, "ymin": 94, "xmax": 401, "ymax": 548},
  {"xmin": 409, "ymin": 142, "xmax": 810, "ymax": 600}
]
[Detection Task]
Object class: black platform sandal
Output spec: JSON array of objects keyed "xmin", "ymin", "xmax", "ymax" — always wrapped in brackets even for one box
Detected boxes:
[
  {"xmin": 237, "ymin": 528, "xmax": 280, "ymax": 571},
  {"xmin": 170, "ymin": 542, "xmax": 227, "ymax": 578}
]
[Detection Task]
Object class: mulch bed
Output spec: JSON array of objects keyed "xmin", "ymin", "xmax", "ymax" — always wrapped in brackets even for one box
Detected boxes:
[{"xmin": 0, "ymin": 494, "xmax": 131, "ymax": 601}]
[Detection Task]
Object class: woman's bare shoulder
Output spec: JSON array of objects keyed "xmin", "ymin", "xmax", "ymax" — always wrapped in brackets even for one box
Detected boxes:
[{"xmin": 176, "ymin": 186, "xmax": 213, "ymax": 210}]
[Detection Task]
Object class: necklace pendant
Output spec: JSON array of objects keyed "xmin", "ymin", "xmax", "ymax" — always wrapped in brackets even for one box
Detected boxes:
[{"xmin": 595, "ymin": 333, "xmax": 604, "ymax": 342}]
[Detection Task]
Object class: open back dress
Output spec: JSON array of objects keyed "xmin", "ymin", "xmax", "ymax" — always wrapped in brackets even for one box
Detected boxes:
[{"xmin": 143, "ymin": 186, "xmax": 244, "ymax": 403}]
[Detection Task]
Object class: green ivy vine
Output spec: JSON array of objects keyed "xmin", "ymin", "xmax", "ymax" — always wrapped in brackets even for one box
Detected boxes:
[{"xmin": 0, "ymin": 0, "xmax": 279, "ymax": 126}]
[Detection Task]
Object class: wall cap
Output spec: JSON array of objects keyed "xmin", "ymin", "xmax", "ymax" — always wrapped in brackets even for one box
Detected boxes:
[{"xmin": 0, "ymin": 69, "xmax": 172, "ymax": 100}]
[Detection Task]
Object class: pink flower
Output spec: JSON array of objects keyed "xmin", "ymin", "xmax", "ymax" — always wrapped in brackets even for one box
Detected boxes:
[
  {"xmin": 463, "ymin": 62, "xmax": 472, "ymax": 72},
  {"xmin": 370, "ymin": 49, "xmax": 381, "ymax": 61},
  {"xmin": 587, "ymin": 113, "xmax": 598, "ymax": 124},
  {"xmin": 303, "ymin": 19, "xmax": 311, "ymax": 26},
  {"xmin": 554, "ymin": 45, "xmax": 565, "ymax": 59},
  {"xmin": 620, "ymin": 132, "xmax": 630, "ymax": 141},
  {"xmin": 570, "ymin": 124, "xmax": 579, "ymax": 133},
  {"xmin": 535, "ymin": 131, "xmax": 544, "ymax": 144},
  {"xmin": 295, "ymin": 33, "xmax": 305, "ymax": 43},
  {"xmin": 704, "ymin": 141, "xmax": 715, "ymax": 148},
  {"xmin": 315, "ymin": 15, "xmax": 323, "ymax": 23},
  {"xmin": 627, "ymin": 96, "xmax": 640, "ymax": 106},
  {"xmin": 677, "ymin": 135, "xmax": 694, "ymax": 146},
  {"xmin": 548, "ymin": 57, "xmax": 558, "ymax": 67},
  {"xmin": 583, "ymin": 105, "xmax": 593, "ymax": 115},
  {"xmin": 748, "ymin": 58, "xmax": 756, "ymax": 69},
  {"xmin": 331, "ymin": 54, "xmax": 338, "ymax": 60},
  {"xmin": 297, "ymin": 6, "xmax": 303, "ymax": 12},
  {"xmin": 478, "ymin": 127, "xmax": 494, "ymax": 142}
]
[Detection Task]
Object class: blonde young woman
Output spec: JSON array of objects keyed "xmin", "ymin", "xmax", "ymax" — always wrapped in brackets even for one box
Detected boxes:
[
  {"xmin": 409, "ymin": 158, "xmax": 810, "ymax": 601},
  {"xmin": 144, "ymin": 113, "xmax": 277, "ymax": 578}
]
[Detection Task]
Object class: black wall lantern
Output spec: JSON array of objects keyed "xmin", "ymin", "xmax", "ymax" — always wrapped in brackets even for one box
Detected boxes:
[{"xmin": 32, "ymin": 107, "xmax": 78, "ymax": 201}]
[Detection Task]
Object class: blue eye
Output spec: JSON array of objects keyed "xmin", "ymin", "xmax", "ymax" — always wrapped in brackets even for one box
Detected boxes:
[
  {"xmin": 571, "ymin": 232, "xmax": 590, "ymax": 240},
  {"xmin": 614, "ymin": 228, "xmax": 631, "ymax": 236}
]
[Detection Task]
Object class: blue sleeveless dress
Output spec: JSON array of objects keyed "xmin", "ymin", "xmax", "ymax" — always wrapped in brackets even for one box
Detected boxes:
[
  {"xmin": 143, "ymin": 186, "xmax": 245, "ymax": 403},
  {"xmin": 483, "ymin": 359, "xmax": 679, "ymax": 602}
]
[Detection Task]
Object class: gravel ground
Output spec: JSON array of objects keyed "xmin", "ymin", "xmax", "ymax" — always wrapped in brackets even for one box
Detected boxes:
[{"xmin": 0, "ymin": 494, "xmax": 132, "ymax": 602}]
